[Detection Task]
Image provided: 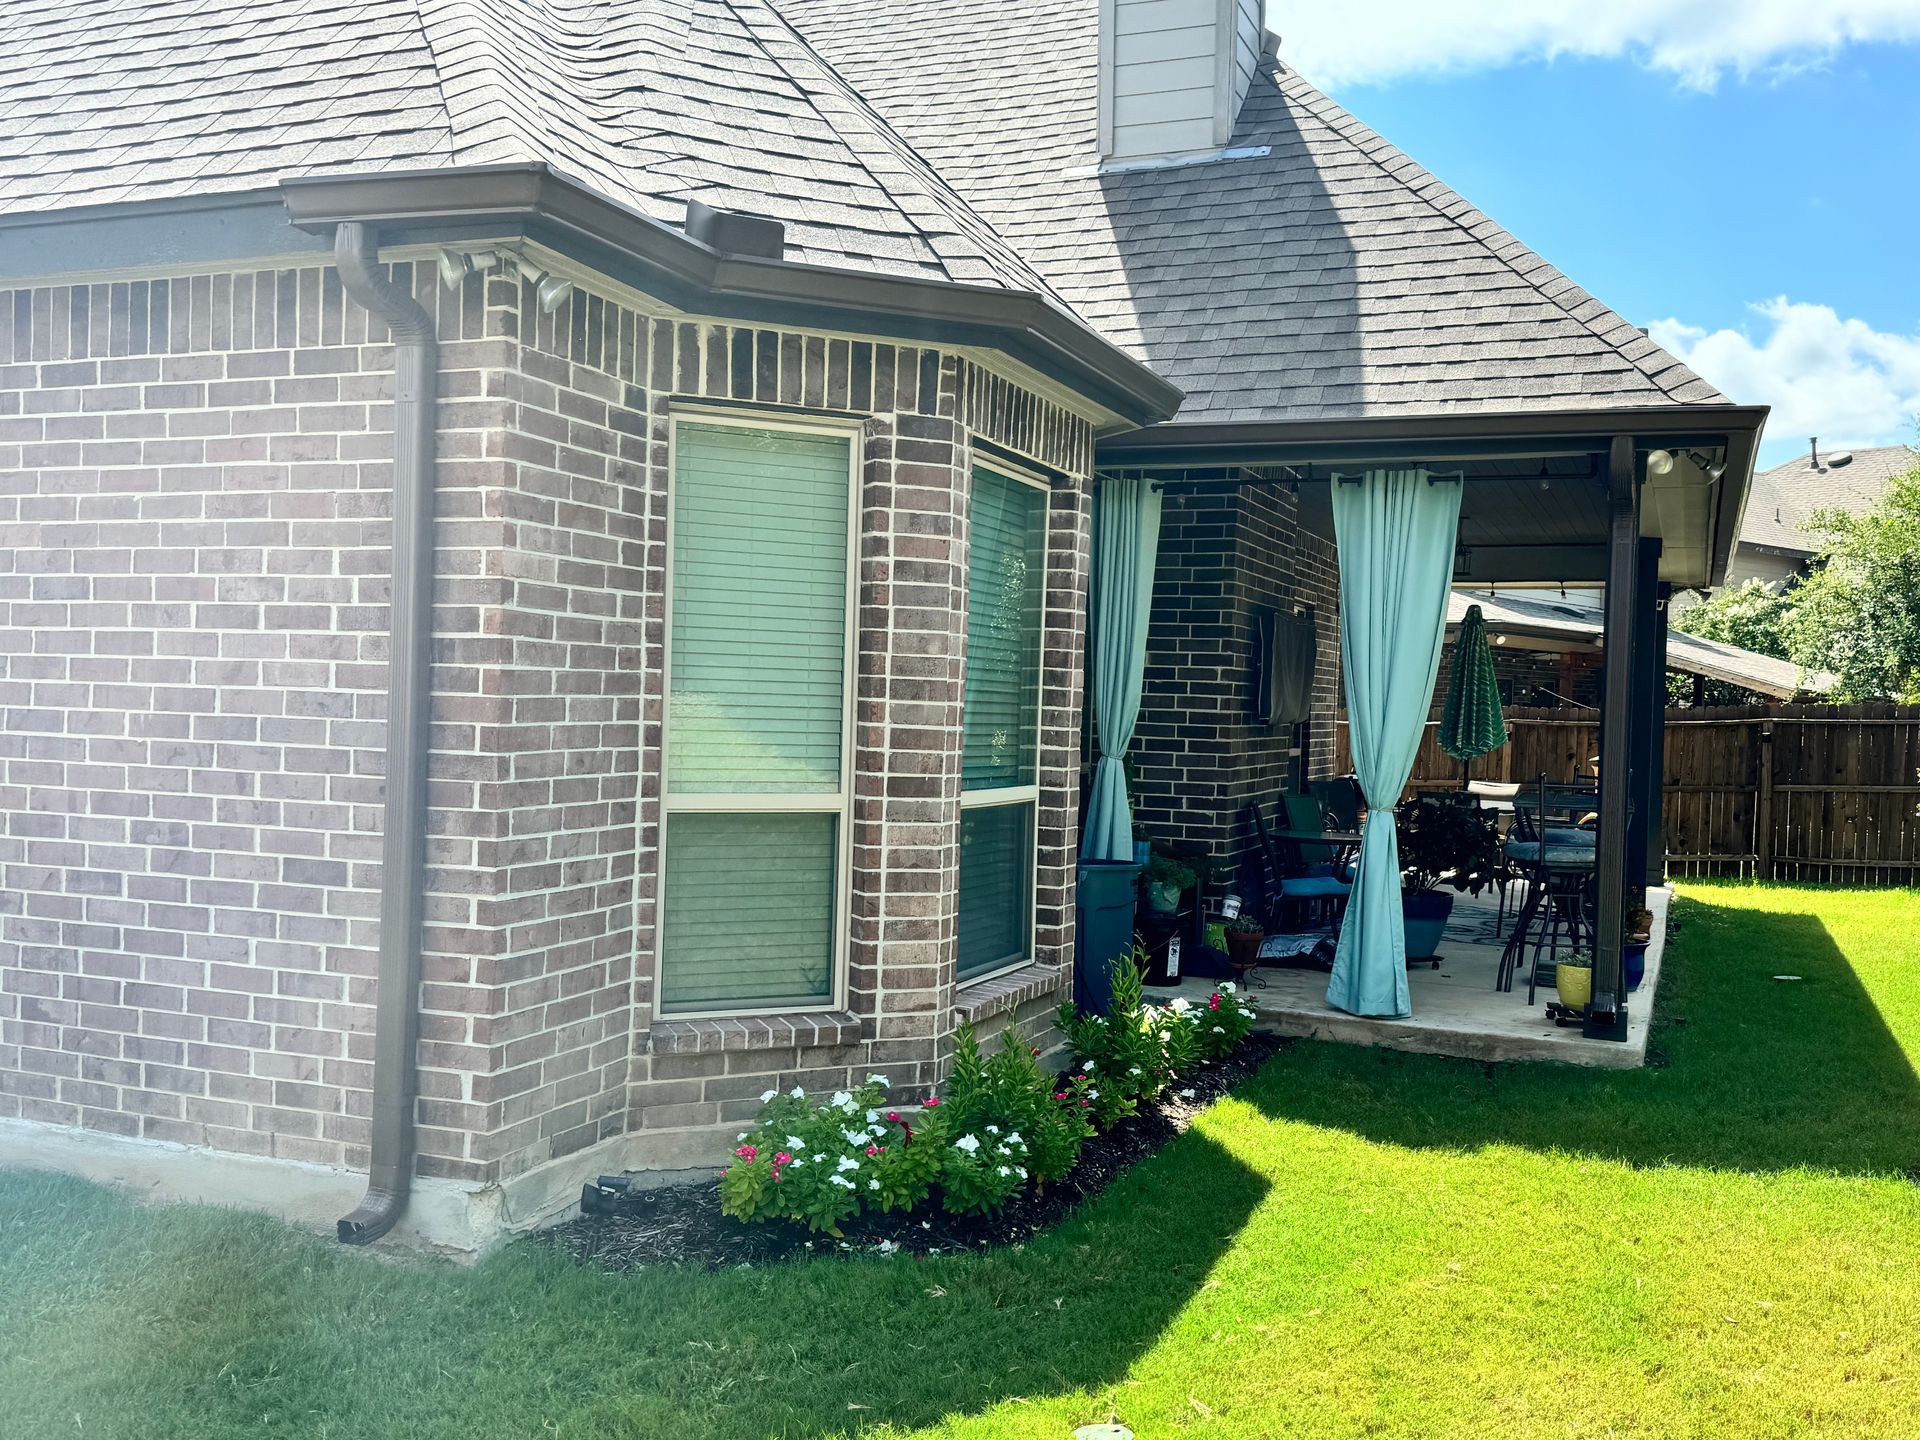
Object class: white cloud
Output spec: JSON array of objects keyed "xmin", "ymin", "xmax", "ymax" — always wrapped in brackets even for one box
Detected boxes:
[
  {"xmin": 1275, "ymin": 0, "xmax": 1920, "ymax": 89},
  {"xmin": 1648, "ymin": 299, "xmax": 1920, "ymax": 454}
]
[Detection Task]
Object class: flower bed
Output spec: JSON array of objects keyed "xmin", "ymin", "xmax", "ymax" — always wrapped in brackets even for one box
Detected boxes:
[{"xmin": 539, "ymin": 970, "xmax": 1276, "ymax": 1272}]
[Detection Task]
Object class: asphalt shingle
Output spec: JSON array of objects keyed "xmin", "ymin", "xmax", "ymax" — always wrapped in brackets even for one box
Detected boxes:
[
  {"xmin": 781, "ymin": 0, "xmax": 1728, "ymax": 424},
  {"xmin": 1740, "ymin": 444, "xmax": 1918, "ymax": 556}
]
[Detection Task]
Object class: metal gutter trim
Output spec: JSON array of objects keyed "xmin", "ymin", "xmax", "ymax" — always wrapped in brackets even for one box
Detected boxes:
[
  {"xmin": 331, "ymin": 222, "xmax": 438, "ymax": 1246},
  {"xmin": 278, "ymin": 164, "xmax": 1182, "ymax": 427}
]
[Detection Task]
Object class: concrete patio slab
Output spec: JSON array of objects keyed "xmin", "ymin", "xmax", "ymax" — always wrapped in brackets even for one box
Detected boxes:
[{"xmin": 1149, "ymin": 886, "xmax": 1669, "ymax": 1069}]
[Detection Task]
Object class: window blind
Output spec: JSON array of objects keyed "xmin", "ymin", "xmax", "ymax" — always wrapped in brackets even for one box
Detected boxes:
[
  {"xmin": 661, "ymin": 420, "xmax": 852, "ymax": 1016},
  {"xmin": 957, "ymin": 801, "xmax": 1035, "ymax": 981},
  {"xmin": 669, "ymin": 423, "xmax": 850, "ymax": 796},
  {"xmin": 663, "ymin": 812, "xmax": 838, "ymax": 1011},
  {"xmin": 961, "ymin": 468, "xmax": 1046, "ymax": 791}
]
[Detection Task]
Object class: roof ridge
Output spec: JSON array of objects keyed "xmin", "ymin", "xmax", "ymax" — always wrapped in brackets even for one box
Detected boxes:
[
  {"xmin": 1271, "ymin": 61, "xmax": 1728, "ymax": 409},
  {"xmin": 719, "ymin": 0, "xmax": 1077, "ymax": 308}
]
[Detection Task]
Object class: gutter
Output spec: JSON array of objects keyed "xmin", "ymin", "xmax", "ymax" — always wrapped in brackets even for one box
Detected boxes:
[
  {"xmin": 331, "ymin": 222, "xmax": 438, "ymax": 1246},
  {"xmin": 278, "ymin": 163, "xmax": 1183, "ymax": 429}
]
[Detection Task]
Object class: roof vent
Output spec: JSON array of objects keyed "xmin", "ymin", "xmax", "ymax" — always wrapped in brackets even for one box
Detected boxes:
[
  {"xmin": 685, "ymin": 199, "xmax": 785, "ymax": 260},
  {"xmin": 1830, "ymin": 451, "xmax": 1855, "ymax": 468}
]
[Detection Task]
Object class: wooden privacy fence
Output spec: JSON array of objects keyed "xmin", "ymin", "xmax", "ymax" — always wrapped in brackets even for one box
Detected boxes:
[{"xmin": 1337, "ymin": 704, "xmax": 1920, "ymax": 885}]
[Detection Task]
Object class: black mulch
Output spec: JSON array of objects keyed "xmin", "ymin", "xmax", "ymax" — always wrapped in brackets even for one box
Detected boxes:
[{"xmin": 533, "ymin": 1033, "xmax": 1288, "ymax": 1272}]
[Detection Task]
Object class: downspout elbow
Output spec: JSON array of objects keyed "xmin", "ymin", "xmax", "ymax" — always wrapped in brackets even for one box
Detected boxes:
[{"xmin": 332, "ymin": 221, "xmax": 439, "ymax": 1244}]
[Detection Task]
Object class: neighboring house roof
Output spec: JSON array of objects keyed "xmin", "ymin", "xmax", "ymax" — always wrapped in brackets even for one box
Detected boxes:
[
  {"xmin": 0, "ymin": 0, "xmax": 1063, "ymax": 297},
  {"xmin": 1448, "ymin": 590, "xmax": 1833, "ymax": 700},
  {"xmin": 1737, "ymin": 444, "xmax": 1917, "ymax": 558},
  {"xmin": 780, "ymin": 0, "xmax": 1727, "ymax": 426}
]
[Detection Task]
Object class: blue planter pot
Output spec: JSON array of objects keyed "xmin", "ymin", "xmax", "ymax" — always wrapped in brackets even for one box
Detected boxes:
[
  {"xmin": 1133, "ymin": 839, "xmax": 1152, "ymax": 867},
  {"xmin": 1624, "ymin": 941, "xmax": 1648, "ymax": 993},
  {"xmin": 1402, "ymin": 891, "xmax": 1454, "ymax": 961}
]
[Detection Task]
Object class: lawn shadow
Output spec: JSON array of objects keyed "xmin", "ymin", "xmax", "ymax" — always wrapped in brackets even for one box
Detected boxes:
[
  {"xmin": 462, "ymin": 1126, "xmax": 1271, "ymax": 1440},
  {"xmin": 1236, "ymin": 889, "xmax": 1920, "ymax": 1179}
]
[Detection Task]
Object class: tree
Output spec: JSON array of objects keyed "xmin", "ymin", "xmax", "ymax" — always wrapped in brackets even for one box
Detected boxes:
[
  {"xmin": 1667, "ymin": 580, "xmax": 1796, "ymax": 706},
  {"xmin": 1785, "ymin": 462, "xmax": 1920, "ymax": 702}
]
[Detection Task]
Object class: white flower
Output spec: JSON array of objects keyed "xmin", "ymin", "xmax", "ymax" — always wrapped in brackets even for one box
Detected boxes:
[
  {"xmin": 836, "ymin": 1156, "xmax": 860, "ymax": 1172},
  {"xmin": 1015, "ymin": 1166, "xmax": 1027, "ymax": 1179},
  {"xmin": 785, "ymin": 1136, "xmax": 805, "ymax": 1149},
  {"xmin": 985, "ymin": 1124, "xmax": 1000, "ymax": 1135},
  {"xmin": 1006, "ymin": 1131, "xmax": 1022, "ymax": 1144},
  {"xmin": 866, "ymin": 1109, "xmax": 881, "ymax": 1122},
  {"xmin": 788, "ymin": 1156, "xmax": 805, "ymax": 1167},
  {"xmin": 828, "ymin": 1174, "xmax": 855, "ymax": 1189},
  {"xmin": 1212, "ymin": 1026, "xmax": 1225, "ymax": 1033},
  {"xmin": 831, "ymin": 1091, "xmax": 854, "ymax": 1110},
  {"xmin": 869, "ymin": 1180, "xmax": 881, "ymax": 1192},
  {"xmin": 1219, "ymin": 981, "xmax": 1237, "ymax": 995},
  {"xmin": 1169, "ymin": 997, "xmax": 1191, "ymax": 1014},
  {"xmin": 997, "ymin": 1165, "xmax": 1012, "ymax": 1177},
  {"xmin": 737, "ymin": 1131, "xmax": 749, "ymax": 1141},
  {"xmin": 759, "ymin": 1089, "xmax": 777, "ymax": 1103},
  {"xmin": 1084, "ymin": 1060, "xmax": 1096, "ymax": 1071},
  {"xmin": 843, "ymin": 1128, "xmax": 868, "ymax": 1146},
  {"xmin": 867, "ymin": 1073, "xmax": 890, "ymax": 1087},
  {"xmin": 1128, "ymin": 1066, "xmax": 1142, "ymax": 1076},
  {"xmin": 789, "ymin": 1086, "xmax": 805, "ymax": 1098},
  {"xmin": 953, "ymin": 1133, "xmax": 981, "ymax": 1153},
  {"xmin": 1087, "ymin": 1088, "xmax": 1100, "ymax": 1099},
  {"xmin": 1178, "ymin": 1087, "xmax": 1197, "ymax": 1099}
]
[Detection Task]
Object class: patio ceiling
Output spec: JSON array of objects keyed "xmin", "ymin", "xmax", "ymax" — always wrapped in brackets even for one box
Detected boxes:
[{"xmin": 1096, "ymin": 404, "xmax": 1770, "ymax": 589}]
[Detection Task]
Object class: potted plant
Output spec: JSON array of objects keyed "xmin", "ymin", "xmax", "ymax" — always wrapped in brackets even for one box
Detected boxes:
[
  {"xmin": 1622, "ymin": 892, "xmax": 1652, "ymax": 992},
  {"xmin": 1143, "ymin": 851, "xmax": 1196, "ymax": 915},
  {"xmin": 1223, "ymin": 912, "xmax": 1266, "ymax": 967},
  {"xmin": 1394, "ymin": 796, "xmax": 1503, "ymax": 962},
  {"xmin": 1554, "ymin": 949, "xmax": 1594, "ymax": 1011}
]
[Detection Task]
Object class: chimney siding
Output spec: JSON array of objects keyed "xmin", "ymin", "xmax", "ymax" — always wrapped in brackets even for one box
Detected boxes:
[{"xmin": 1100, "ymin": 0, "xmax": 1265, "ymax": 163}]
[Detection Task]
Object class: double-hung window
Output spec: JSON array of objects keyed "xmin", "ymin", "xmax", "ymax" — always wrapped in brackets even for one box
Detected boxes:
[
  {"xmin": 957, "ymin": 464, "xmax": 1049, "ymax": 983},
  {"xmin": 659, "ymin": 417, "xmax": 856, "ymax": 1016}
]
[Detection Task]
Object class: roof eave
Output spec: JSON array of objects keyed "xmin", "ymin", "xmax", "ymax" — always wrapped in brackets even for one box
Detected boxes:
[{"xmin": 279, "ymin": 163, "xmax": 1183, "ymax": 429}]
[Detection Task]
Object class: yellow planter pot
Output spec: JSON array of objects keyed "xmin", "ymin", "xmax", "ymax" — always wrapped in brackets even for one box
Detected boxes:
[{"xmin": 1556, "ymin": 963, "xmax": 1593, "ymax": 1010}]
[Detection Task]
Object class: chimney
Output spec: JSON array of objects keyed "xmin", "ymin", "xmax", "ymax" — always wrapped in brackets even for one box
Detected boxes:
[{"xmin": 1099, "ymin": 0, "xmax": 1265, "ymax": 165}]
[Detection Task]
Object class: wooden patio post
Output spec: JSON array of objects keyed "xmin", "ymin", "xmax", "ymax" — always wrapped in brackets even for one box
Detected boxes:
[
  {"xmin": 1625, "ymin": 538, "xmax": 1663, "ymax": 889},
  {"xmin": 1646, "ymin": 583, "xmax": 1671, "ymax": 888},
  {"xmin": 1586, "ymin": 434, "xmax": 1640, "ymax": 1042}
]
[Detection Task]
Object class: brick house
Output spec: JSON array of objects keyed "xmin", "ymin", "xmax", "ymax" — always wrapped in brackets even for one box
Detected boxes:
[{"xmin": 1, "ymin": 0, "xmax": 1765, "ymax": 1249}]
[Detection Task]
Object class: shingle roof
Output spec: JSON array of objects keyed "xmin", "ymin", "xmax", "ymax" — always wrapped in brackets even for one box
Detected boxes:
[
  {"xmin": 1738, "ymin": 444, "xmax": 1918, "ymax": 556},
  {"xmin": 0, "ymin": 0, "xmax": 1061, "ymax": 296},
  {"xmin": 781, "ymin": 0, "xmax": 1729, "ymax": 425}
]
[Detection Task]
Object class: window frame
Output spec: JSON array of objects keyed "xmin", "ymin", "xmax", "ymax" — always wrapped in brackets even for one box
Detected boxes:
[
  {"xmin": 655, "ymin": 407, "xmax": 863, "ymax": 1020},
  {"xmin": 956, "ymin": 459, "xmax": 1053, "ymax": 988}
]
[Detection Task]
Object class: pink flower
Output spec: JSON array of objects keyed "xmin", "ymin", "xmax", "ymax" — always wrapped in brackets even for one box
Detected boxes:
[
  {"xmin": 774, "ymin": 1151, "xmax": 792, "ymax": 1165},
  {"xmin": 735, "ymin": 1144, "xmax": 758, "ymax": 1161},
  {"xmin": 865, "ymin": 1145, "xmax": 879, "ymax": 1156},
  {"xmin": 924, "ymin": 1097, "xmax": 941, "ymax": 1108},
  {"xmin": 1209, "ymin": 994, "xmax": 1221, "ymax": 1011},
  {"xmin": 886, "ymin": 1111, "xmax": 902, "ymax": 1123}
]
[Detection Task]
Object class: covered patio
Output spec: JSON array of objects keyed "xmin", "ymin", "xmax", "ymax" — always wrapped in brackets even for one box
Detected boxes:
[{"xmin": 1090, "ymin": 404, "xmax": 1767, "ymax": 1052}]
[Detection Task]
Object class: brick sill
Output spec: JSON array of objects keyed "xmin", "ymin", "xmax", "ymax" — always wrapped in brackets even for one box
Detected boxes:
[
  {"xmin": 952, "ymin": 963, "xmax": 1069, "ymax": 1027},
  {"xmin": 647, "ymin": 1010, "xmax": 864, "ymax": 1056}
]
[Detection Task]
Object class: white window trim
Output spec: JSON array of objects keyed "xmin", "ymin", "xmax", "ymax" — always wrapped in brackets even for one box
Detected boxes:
[
  {"xmin": 957, "ymin": 460, "xmax": 1052, "ymax": 989},
  {"xmin": 656, "ymin": 408, "xmax": 863, "ymax": 1020}
]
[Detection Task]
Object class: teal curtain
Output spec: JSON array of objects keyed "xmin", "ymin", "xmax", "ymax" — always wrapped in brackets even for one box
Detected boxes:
[
  {"xmin": 1327, "ymin": 468, "xmax": 1462, "ymax": 1019},
  {"xmin": 1081, "ymin": 476, "xmax": 1162, "ymax": 860}
]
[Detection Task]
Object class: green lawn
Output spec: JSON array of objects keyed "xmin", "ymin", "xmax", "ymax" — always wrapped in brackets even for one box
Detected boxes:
[{"xmin": 4, "ymin": 882, "xmax": 1919, "ymax": 1439}]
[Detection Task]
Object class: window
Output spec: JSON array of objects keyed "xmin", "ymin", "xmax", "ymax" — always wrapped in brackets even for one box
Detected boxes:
[
  {"xmin": 659, "ymin": 418, "xmax": 856, "ymax": 1016},
  {"xmin": 957, "ymin": 464, "xmax": 1049, "ymax": 982}
]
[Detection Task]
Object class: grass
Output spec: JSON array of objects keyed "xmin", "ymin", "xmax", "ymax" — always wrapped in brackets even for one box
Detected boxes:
[{"xmin": 4, "ymin": 881, "xmax": 1919, "ymax": 1439}]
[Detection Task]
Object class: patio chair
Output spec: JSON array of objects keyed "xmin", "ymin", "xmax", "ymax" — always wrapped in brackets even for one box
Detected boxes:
[
  {"xmin": 1497, "ymin": 775, "xmax": 1599, "ymax": 1000},
  {"xmin": 1247, "ymin": 800, "xmax": 1350, "ymax": 935}
]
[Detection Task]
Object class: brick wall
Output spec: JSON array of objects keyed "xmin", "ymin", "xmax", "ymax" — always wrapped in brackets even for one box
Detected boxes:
[
  {"xmin": 1125, "ymin": 475, "xmax": 1341, "ymax": 873},
  {"xmin": 0, "ymin": 255, "xmax": 1098, "ymax": 1190}
]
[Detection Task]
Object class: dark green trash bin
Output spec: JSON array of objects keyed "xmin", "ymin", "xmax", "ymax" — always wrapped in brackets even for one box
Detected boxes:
[{"xmin": 1074, "ymin": 859, "xmax": 1141, "ymax": 1015}]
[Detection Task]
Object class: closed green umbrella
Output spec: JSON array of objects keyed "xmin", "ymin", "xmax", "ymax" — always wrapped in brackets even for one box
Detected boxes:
[{"xmin": 1439, "ymin": 603, "xmax": 1508, "ymax": 771}]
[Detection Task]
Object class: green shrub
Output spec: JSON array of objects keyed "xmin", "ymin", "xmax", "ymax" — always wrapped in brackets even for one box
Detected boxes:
[
  {"xmin": 1194, "ymin": 981, "xmax": 1259, "ymax": 1061},
  {"xmin": 940, "ymin": 1022, "xmax": 1093, "ymax": 1187},
  {"xmin": 718, "ymin": 1077, "xmax": 930, "ymax": 1233}
]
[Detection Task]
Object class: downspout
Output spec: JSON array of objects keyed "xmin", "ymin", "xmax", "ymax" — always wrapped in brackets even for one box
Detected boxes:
[{"xmin": 333, "ymin": 221, "xmax": 439, "ymax": 1244}]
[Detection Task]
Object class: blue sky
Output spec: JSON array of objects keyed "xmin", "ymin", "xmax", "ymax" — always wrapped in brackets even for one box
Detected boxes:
[{"xmin": 1274, "ymin": 4, "xmax": 1920, "ymax": 468}]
